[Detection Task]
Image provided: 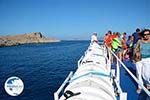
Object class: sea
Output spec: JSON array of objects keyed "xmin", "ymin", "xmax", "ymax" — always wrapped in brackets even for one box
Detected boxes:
[
  {"xmin": 0, "ymin": 40, "xmax": 150, "ymax": 100},
  {"xmin": 0, "ymin": 41, "xmax": 89, "ymax": 100}
]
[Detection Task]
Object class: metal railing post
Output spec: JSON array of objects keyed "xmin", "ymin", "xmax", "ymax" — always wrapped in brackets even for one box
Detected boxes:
[
  {"xmin": 54, "ymin": 92, "xmax": 58, "ymax": 100},
  {"xmin": 116, "ymin": 59, "xmax": 120, "ymax": 85}
]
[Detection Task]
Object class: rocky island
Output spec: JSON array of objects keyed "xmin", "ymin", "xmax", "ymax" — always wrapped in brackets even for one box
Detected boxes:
[{"xmin": 0, "ymin": 32, "xmax": 60, "ymax": 47}]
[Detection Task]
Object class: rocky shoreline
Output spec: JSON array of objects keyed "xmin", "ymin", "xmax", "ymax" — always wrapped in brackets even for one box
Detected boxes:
[{"xmin": 0, "ymin": 32, "xmax": 60, "ymax": 47}]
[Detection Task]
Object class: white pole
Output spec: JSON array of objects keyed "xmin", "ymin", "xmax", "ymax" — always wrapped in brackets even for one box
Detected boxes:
[
  {"xmin": 54, "ymin": 92, "xmax": 58, "ymax": 100},
  {"xmin": 116, "ymin": 59, "xmax": 120, "ymax": 85}
]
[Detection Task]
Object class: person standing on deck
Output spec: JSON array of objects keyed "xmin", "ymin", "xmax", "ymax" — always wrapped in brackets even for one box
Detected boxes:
[
  {"xmin": 134, "ymin": 29, "xmax": 150, "ymax": 95},
  {"xmin": 111, "ymin": 32, "xmax": 122, "ymax": 60},
  {"xmin": 104, "ymin": 31, "xmax": 116, "ymax": 63},
  {"xmin": 104, "ymin": 30, "xmax": 113, "ymax": 48},
  {"xmin": 132, "ymin": 28, "xmax": 141, "ymax": 47},
  {"xmin": 121, "ymin": 36, "xmax": 128, "ymax": 60},
  {"xmin": 91, "ymin": 32, "xmax": 98, "ymax": 44},
  {"xmin": 121, "ymin": 32, "xmax": 127, "ymax": 40},
  {"xmin": 104, "ymin": 33, "xmax": 108, "ymax": 44},
  {"xmin": 126, "ymin": 35, "xmax": 134, "ymax": 60}
]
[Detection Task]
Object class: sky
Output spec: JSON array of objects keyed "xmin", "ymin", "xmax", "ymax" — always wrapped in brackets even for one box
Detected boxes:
[{"xmin": 0, "ymin": 0, "xmax": 149, "ymax": 40}]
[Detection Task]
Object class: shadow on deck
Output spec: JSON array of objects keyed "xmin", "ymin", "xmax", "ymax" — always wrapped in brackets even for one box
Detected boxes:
[{"xmin": 111, "ymin": 60, "xmax": 150, "ymax": 100}]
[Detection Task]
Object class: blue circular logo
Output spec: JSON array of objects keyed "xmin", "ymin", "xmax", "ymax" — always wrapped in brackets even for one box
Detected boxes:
[{"xmin": 4, "ymin": 76, "xmax": 24, "ymax": 96}]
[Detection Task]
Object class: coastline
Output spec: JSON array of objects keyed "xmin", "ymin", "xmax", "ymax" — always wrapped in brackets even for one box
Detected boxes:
[{"xmin": 0, "ymin": 32, "xmax": 60, "ymax": 47}]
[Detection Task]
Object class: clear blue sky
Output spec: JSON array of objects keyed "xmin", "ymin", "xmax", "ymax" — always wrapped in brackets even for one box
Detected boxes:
[{"xmin": 0, "ymin": 0, "xmax": 149, "ymax": 40}]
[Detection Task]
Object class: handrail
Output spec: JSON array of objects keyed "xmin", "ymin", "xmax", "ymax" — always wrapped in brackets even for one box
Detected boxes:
[
  {"xmin": 116, "ymin": 59, "xmax": 120, "ymax": 84},
  {"xmin": 105, "ymin": 44, "xmax": 150, "ymax": 96},
  {"xmin": 78, "ymin": 56, "xmax": 84, "ymax": 67},
  {"xmin": 54, "ymin": 71, "xmax": 73, "ymax": 100},
  {"xmin": 114, "ymin": 77, "xmax": 123, "ymax": 94}
]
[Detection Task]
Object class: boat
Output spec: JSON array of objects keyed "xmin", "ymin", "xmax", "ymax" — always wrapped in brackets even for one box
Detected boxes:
[{"xmin": 54, "ymin": 40, "xmax": 150, "ymax": 100}]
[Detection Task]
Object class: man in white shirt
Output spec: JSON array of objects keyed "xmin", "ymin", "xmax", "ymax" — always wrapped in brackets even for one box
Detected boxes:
[{"xmin": 91, "ymin": 33, "xmax": 98, "ymax": 43}]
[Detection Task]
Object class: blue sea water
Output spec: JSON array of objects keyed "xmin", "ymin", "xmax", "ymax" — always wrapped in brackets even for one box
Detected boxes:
[
  {"xmin": 0, "ymin": 41, "xmax": 89, "ymax": 100},
  {"xmin": 0, "ymin": 40, "xmax": 149, "ymax": 100}
]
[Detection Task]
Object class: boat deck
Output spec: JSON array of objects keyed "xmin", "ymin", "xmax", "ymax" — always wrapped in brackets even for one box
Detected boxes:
[
  {"xmin": 112, "ymin": 60, "xmax": 150, "ymax": 100},
  {"xmin": 54, "ymin": 42, "xmax": 150, "ymax": 100}
]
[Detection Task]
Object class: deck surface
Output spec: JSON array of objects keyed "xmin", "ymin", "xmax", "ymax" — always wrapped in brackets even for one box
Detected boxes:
[{"xmin": 111, "ymin": 60, "xmax": 147, "ymax": 100}]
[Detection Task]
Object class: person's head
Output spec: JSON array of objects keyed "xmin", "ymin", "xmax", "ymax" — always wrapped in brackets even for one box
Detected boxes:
[
  {"xmin": 113, "ymin": 32, "xmax": 116, "ymax": 34},
  {"xmin": 93, "ymin": 32, "xmax": 97, "ymax": 36},
  {"xmin": 128, "ymin": 35, "xmax": 133, "ymax": 41},
  {"xmin": 115, "ymin": 32, "xmax": 120, "ymax": 37},
  {"xmin": 122, "ymin": 32, "xmax": 127, "ymax": 38},
  {"xmin": 136, "ymin": 28, "xmax": 140, "ymax": 33},
  {"xmin": 140, "ymin": 29, "xmax": 150, "ymax": 40},
  {"xmin": 123, "ymin": 32, "xmax": 126, "ymax": 36},
  {"xmin": 107, "ymin": 30, "xmax": 112, "ymax": 35}
]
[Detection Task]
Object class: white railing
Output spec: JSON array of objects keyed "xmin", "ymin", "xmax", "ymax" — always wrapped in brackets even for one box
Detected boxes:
[
  {"xmin": 54, "ymin": 71, "xmax": 73, "ymax": 100},
  {"xmin": 105, "ymin": 44, "xmax": 150, "ymax": 97},
  {"xmin": 78, "ymin": 56, "xmax": 83, "ymax": 67}
]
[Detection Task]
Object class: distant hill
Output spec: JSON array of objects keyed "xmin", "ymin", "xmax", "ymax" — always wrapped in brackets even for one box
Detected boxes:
[{"xmin": 0, "ymin": 32, "xmax": 60, "ymax": 47}]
